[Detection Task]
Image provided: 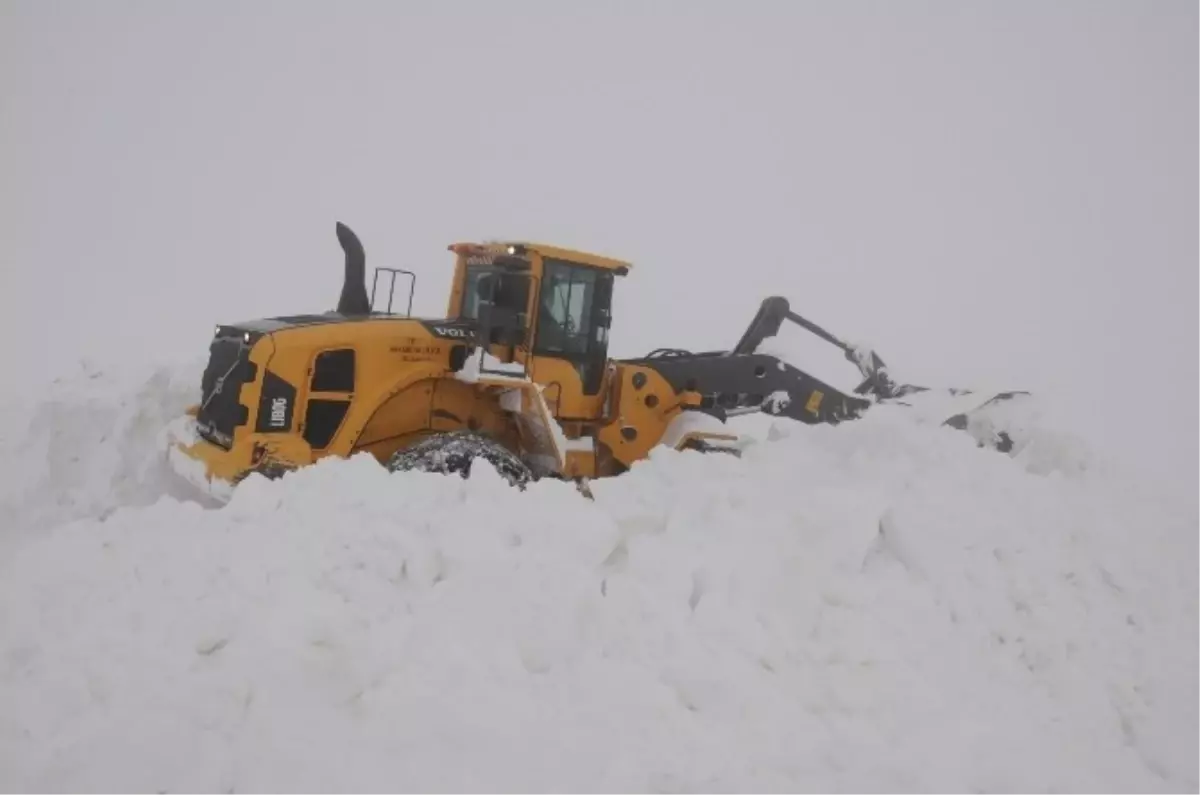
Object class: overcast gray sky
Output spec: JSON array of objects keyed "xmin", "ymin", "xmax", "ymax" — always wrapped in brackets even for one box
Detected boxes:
[{"xmin": 2, "ymin": 0, "xmax": 1195, "ymax": 490}]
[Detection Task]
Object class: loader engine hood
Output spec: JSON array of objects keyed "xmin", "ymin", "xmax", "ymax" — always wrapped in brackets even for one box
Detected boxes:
[{"xmin": 195, "ymin": 310, "xmax": 477, "ymax": 452}]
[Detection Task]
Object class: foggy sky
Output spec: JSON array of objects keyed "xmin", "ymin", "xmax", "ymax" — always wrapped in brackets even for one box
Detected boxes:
[{"xmin": 2, "ymin": 0, "xmax": 1196, "ymax": 491}]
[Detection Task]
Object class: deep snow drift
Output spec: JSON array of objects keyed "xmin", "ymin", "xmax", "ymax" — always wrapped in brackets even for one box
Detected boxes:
[{"xmin": 0, "ymin": 361, "xmax": 1195, "ymax": 793}]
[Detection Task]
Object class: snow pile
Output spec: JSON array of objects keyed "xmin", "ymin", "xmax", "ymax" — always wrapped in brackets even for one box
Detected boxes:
[
  {"xmin": 0, "ymin": 357, "xmax": 208, "ymax": 542},
  {"xmin": 0, "ymin": 364, "xmax": 1196, "ymax": 792}
]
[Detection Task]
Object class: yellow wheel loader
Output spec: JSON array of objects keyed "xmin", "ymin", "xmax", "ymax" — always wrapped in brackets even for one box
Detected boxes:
[{"xmin": 166, "ymin": 223, "xmax": 1026, "ymax": 500}]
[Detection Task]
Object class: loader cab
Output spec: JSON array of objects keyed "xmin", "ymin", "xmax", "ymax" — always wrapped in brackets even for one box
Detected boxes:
[{"xmin": 447, "ymin": 241, "xmax": 629, "ymax": 419}]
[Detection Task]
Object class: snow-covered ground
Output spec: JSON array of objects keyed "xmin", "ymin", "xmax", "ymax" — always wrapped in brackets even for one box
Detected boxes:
[
  {"xmin": 0, "ymin": 360, "xmax": 1194, "ymax": 792},
  {"xmin": 2, "ymin": 4, "xmax": 1195, "ymax": 791}
]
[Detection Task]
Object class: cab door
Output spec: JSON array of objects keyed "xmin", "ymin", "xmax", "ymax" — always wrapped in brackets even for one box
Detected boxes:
[{"xmin": 528, "ymin": 258, "xmax": 614, "ymax": 419}]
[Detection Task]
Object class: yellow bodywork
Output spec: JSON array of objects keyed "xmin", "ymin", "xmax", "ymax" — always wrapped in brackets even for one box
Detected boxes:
[{"xmin": 172, "ymin": 238, "xmax": 734, "ymax": 496}]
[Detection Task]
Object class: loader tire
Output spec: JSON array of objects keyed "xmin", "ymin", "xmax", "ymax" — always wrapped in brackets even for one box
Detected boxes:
[{"xmin": 385, "ymin": 430, "xmax": 532, "ymax": 488}]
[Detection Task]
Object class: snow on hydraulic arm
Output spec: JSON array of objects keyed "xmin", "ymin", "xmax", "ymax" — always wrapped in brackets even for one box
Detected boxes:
[{"xmin": 627, "ymin": 295, "xmax": 1028, "ymax": 454}]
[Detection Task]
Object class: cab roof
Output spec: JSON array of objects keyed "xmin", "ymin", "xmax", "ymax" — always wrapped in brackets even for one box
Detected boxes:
[{"xmin": 449, "ymin": 240, "xmax": 632, "ymax": 274}]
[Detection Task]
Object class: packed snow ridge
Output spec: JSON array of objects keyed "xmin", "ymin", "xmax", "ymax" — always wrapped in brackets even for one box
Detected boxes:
[{"xmin": 0, "ymin": 360, "xmax": 1195, "ymax": 792}]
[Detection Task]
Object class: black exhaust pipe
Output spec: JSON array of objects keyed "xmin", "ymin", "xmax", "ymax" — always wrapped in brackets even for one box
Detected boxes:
[{"xmin": 336, "ymin": 221, "xmax": 370, "ymax": 315}]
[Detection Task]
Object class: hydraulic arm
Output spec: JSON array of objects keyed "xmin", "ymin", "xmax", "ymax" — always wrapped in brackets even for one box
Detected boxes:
[{"xmin": 631, "ymin": 296, "xmax": 1026, "ymax": 451}]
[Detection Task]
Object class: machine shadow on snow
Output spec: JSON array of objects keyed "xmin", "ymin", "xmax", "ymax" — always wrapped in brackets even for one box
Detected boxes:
[{"xmin": 163, "ymin": 221, "xmax": 1032, "ymax": 503}]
